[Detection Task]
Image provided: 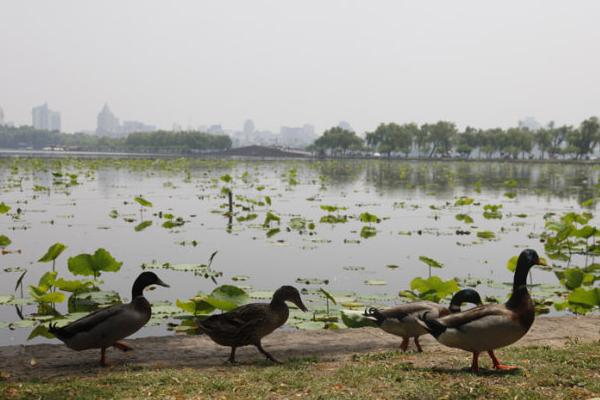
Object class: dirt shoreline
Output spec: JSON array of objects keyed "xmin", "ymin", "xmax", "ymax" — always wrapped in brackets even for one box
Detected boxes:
[{"xmin": 1, "ymin": 315, "xmax": 598, "ymax": 381}]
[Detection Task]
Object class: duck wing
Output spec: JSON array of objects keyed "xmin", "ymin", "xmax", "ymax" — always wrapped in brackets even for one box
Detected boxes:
[
  {"xmin": 420, "ymin": 304, "xmax": 510, "ymax": 337},
  {"xmin": 382, "ymin": 301, "xmax": 444, "ymax": 318},
  {"xmin": 199, "ymin": 303, "xmax": 269, "ymax": 343},
  {"xmin": 439, "ymin": 304, "xmax": 510, "ymax": 328},
  {"xmin": 51, "ymin": 303, "xmax": 128, "ymax": 339}
]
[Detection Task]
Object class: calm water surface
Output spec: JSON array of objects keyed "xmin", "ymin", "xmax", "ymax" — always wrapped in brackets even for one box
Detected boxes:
[{"xmin": 0, "ymin": 158, "xmax": 597, "ymax": 346}]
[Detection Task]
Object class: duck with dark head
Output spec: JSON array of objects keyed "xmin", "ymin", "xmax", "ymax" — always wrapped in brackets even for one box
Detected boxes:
[
  {"xmin": 49, "ymin": 271, "xmax": 169, "ymax": 366},
  {"xmin": 418, "ymin": 249, "xmax": 547, "ymax": 373},
  {"xmin": 197, "ymin": 285, "xmax": 308, "ymax": 364},
  {"xmin": 365, "ymin": 288, "xmax": 483, "ymax": 352}
]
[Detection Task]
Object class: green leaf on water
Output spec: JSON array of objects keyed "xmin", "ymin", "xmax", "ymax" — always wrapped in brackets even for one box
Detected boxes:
[
  {"xmin": 0, "ymin": 202, "xmax": 10, "ymax": 214},
  {"xmin": 219, "ymin": 174, "xmax": 232, "ymax": 183},
  {"xmin": 162, "ymin": 218, "xmax": 185, "ymax": 229},
  {"xmin": 134, "ymin": 220, "xmax": 153, "ymax": 232},
  {"xmin": 360, "ymin": 226, "xmax": 377, "ymax": 239},
  {"xmin": 364, "ymin": 280, "xmax": 387, "ymax": 286},
  {"xmin": 203, "ymin": 285, "xmax": 249, "ymax": 311},
  {"xmin": 418, "ymin": 256, "xmax": 444, "ymax": 269},
  {"xmin": 175, "ymin": 298, "xmax": 215, "ymax": 315},
  {"xmin": 134, "ymin": 196, "xmax": 153, "ymax": 207},
  {"xmin": 54, "ymin": 278, "xmax": 95, "ymax": 293},
  {"xmin": 288, "ymin": 217, "xmax": 307, "ymax": 230},
  {"xmin": 319, "ymin": 288, "xmax": 337, "ymax": 305},
  {"xmin": 477, "ymin": 230, "xmax": 496, "ymax": 240},
  {"xmin": 68, "ymin": 290, "xmax": 121, "ymax": 313},
  {"xmin": 409, "ymin": 276, "xmax": 459, "ymax": 303},
  {"xmin": 33, "ymin": 292, "xmax": 66, "ymax": 304},
  {"xmin": 68, "ymin": 248, "xmax": 123, "ymax": 277},
  {"xmin": 455, "ymin": 214, "xmax": 474, "ymax": 224},
  {"xmin": 38, "ymin": 243, "xmax": 67, "ymax": 263},
  {"xmin": 567, "ymin": 287, "xmax": 600, "ymax": 309},
  {"xmin": 0, "ymin": 235, "xmax": 11, "ymax": 247},
  {"xmin": 266, "ymin": 228, "xmax": 281, "ymax": 238},
  {"xmin": 507, "ymin": 255, "xmax": 518, "ymax": 272},
  {"xmin": 28, "ymin": 324, "xmax": 55, "ymax": 340},
  {"xmin": 454, "ymin": 197, "xmax": 474, "ymax": 206},
  {"xmin": 263, "ymin": 211, "xmax": 280, "ymax": 227},
  {"xmin": 359, "ymin": 212, "xmax": 380, "ymax": 224}
]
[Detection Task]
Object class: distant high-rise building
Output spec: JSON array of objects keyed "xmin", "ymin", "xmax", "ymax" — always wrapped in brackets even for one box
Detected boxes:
[
  {"xmin": 32, "ymin": 103, "xmax": 61, "ymax": 131},
  {"xmin": 208, "ymin": 124, "xmax": 224, "ymax": 134},
  {"xmin": 96, "ymin": 104, "xmax": 121, "ymax": 137},
  {"xmin": 0, "ymin": 106, "xmax": 4, "ymax": 126},
  {"xmin": 243, "ymin": 119, "xmax": 255, "ymax": 135},
  {"xmin": 280, "ymin": 124, "xmax": 317, "ymax": 147},
  {"xmin": 121, "ymin": 120, "xmax": 156, "ymax": 135}
]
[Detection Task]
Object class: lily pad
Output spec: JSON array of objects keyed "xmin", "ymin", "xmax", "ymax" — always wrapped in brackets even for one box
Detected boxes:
[{"xmin": 203, "ymin": 285, "xmax": 249, "ymax": 311}]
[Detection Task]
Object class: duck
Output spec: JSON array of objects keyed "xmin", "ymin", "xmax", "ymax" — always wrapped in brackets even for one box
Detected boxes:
[
  {"xmin": 48, "ymin": 271, "xmax": 169, "ymax": 366},
  {"xmin": 418, "ymin": 249, "xmax": 547, "ymax": 373},
  {"xmin": 364, "ymin": 288, "xmax": 482, "ymax": 352},
  {"xmin": 196, "ymin": 285, "xmax": 307, "ymax": 363}
]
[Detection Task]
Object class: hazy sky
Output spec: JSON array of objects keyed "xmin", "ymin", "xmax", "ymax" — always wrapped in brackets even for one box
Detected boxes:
[{"xmin": 1, "ymin": 1, "xmax": 599, "ymax": 134}]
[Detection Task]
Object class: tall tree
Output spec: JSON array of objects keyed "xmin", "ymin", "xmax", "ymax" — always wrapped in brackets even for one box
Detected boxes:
[
  {"xmin": 454, "ymin": 126, "xmax": 478, "ymax": 159},
  {"xmin": 311, "ymin": 127, "xmax": 363, "ymax": 157},
  {"xmin": 535, "ymin": 123, "xmax": 553, "ymax": 160},
  {"xmin": 567, "ymin": 117, "xmax": 600, "ymax": 159},
  {"xmin": 413, "ymin": 125, "xmax": 430, "ymax": 158},
  {"xmin": 423, "ymin": 121, "xmax": 457, "ymax": 158},
  {"xmin": 366, "ymin": 123, "xmax": 414, "ymax": 158}
]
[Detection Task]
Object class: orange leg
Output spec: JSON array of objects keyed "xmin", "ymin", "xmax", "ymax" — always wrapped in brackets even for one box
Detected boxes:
[
  {"xmin": 488, "ymin": 350, "xmax": 518, "ymax": 370},
  {"xmin": 414, "ymin": 337, "xmax": 423, "ymax": 353},
  {"xmin": 470, "ymin": 352, "xmax": 480, "ymax": 373},
  {"xmin": 399, "ymin": 337, "xmax": 409, "ymax": 352}
]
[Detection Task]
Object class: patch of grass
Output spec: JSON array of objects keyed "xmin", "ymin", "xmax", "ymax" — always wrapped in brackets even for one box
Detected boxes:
[{"xmin": 2, "ymin": 342, "xmax": 600, "ymax": 399}]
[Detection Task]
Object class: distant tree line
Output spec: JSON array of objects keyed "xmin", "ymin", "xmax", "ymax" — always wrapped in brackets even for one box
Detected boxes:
[
  {"xmin": 309, "ymin": 117, "xmax": 600, "ymax": 160},
  {"xmin": 0, "ymin": 126, "xmax": 232, "ymax": 153}
]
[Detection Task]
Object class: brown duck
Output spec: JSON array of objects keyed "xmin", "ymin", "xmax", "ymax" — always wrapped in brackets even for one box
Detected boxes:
[
  {"xmin": 48, "ymin": 272, "xmax": 169, "ymax": 366},
  {"xmin": 418, "ymin": 249, "xmax": 547, "ymax": 373},
  {"xmin": 365, "ymin": 288, "xmax": 482, "ymax": 352},
  {"xmin": 196, "ymin": 285, "xmax": 308, "ymax": 363}
]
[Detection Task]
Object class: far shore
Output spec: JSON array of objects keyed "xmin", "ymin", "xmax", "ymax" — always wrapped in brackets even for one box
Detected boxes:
[{"xmin": 1, "ymin": 147, "xmax": 599, "ymax": 164}]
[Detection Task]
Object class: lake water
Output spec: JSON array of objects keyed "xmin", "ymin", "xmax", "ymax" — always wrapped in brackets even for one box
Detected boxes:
[{"xmin": 0, "ymin": 157, "xmax": 597, "ymax": 346}]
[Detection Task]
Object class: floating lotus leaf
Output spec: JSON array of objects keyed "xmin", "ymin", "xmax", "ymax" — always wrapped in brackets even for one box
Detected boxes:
[{"xmin": 38, "ymin": 243, "xmax": 67, "ymax": 263}]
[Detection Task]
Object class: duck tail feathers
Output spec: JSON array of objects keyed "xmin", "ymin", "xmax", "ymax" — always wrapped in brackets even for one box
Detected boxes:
[
  {"xmin": 194, "ymin": 320, "xmax": 206, "ymax": 335},
  {"xmin": 48, "ymin": 322, "xmax": 64, "ymax": 339},
  {"xmin": 416, "ymin": 311, "xmax": 447, "ymax": 338}
]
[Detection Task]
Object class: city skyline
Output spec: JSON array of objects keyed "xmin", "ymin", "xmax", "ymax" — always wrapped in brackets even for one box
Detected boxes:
[{"xmin": 1, "ymin": 1, "xmax": 598, "ymax": 134}]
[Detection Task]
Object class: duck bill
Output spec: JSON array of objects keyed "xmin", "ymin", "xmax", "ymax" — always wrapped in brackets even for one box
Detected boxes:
[
  {"xmin": 156, "ymin": 278, "xmax": 170, "ymax": 288},
  {"xmin": 537, "ymin": 257, "xmax": 548, "ymax": 267},
  {"xmin": 294, "ymin": 299, "xmax": 308, "ymax": 312}
]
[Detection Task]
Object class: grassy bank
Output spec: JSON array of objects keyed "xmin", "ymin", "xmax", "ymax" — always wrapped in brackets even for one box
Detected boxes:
[{"xmin": 2, "ymin": 341, "xmax": 599, "ymax": 400}]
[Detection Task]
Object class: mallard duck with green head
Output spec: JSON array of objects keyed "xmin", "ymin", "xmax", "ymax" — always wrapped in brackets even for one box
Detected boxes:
[
  {"xmin": 364, "ymin": 288, "xmax": 482, "ymax": 352},
  {"xmin": 196, "ymin": 285, "xmax": 308, "ymax": 363},
  {"xmin": 49, "ymin": 271, "xmax": 169, "ymax": 366},
  {"xmin": 418, "ymin": 249, "xmax": 547, "ymax": 373}
]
